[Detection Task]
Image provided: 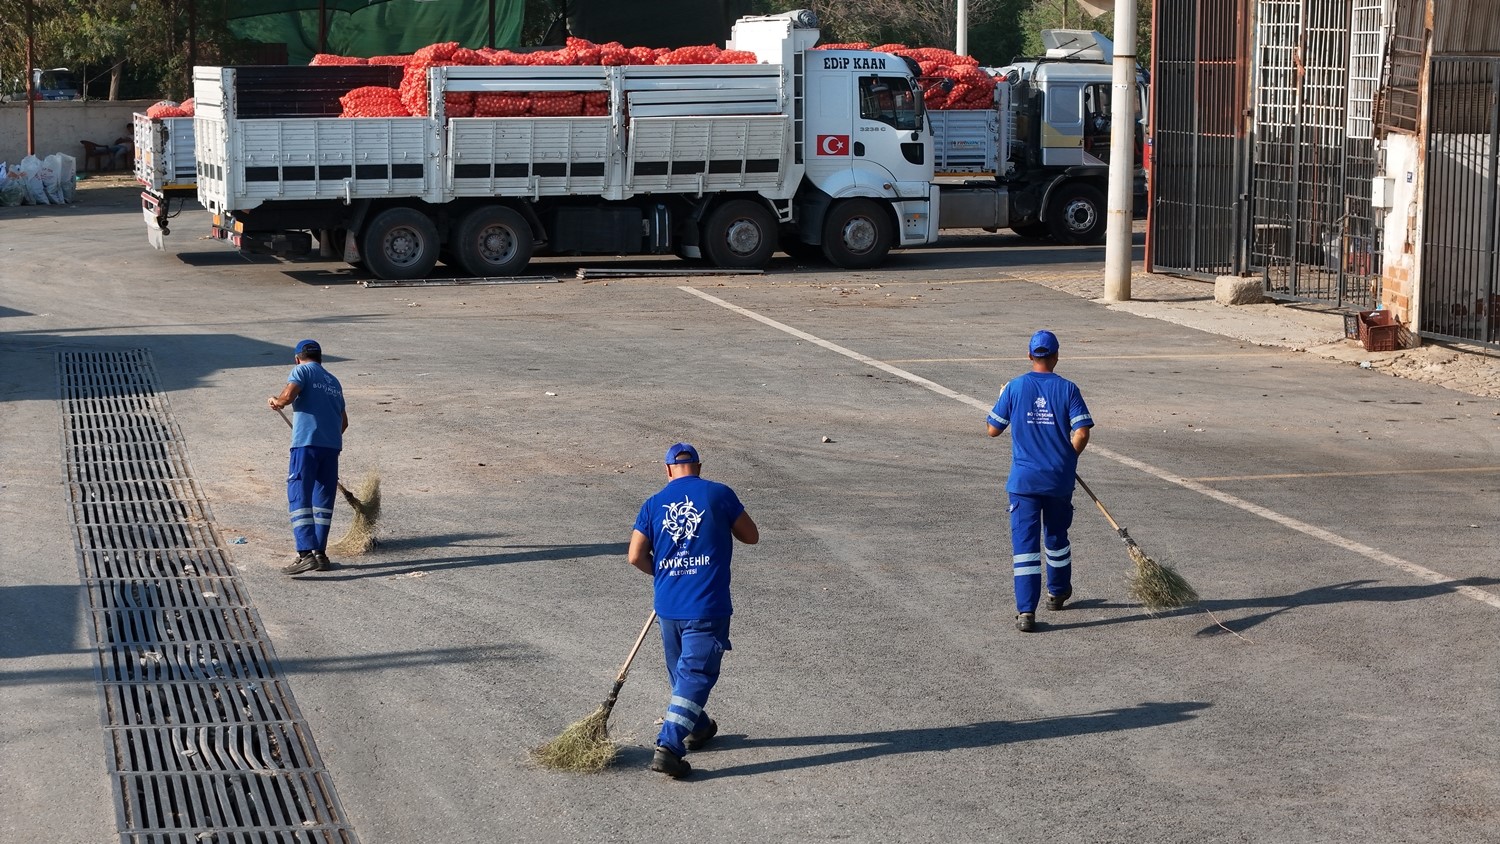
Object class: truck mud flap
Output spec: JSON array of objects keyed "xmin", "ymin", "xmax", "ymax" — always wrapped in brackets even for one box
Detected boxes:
[{"xmin": 141, "ymin": 191, "xmax": 169, "ymax": 251}]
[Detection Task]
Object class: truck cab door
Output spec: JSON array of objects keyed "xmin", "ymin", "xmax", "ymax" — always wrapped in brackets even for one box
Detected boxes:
[{"xmin": 853, "ymin": 74, "xmax": 930, "ymax": 198}]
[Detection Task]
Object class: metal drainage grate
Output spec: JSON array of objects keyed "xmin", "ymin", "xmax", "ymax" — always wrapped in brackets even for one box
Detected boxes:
[{"xmin": 59, "ymin": 350, "xmax": 359, "ymax": 844}]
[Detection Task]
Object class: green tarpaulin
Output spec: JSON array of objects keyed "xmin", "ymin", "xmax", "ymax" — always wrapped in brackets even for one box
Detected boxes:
[{"xmin": 229, "ymin": 0, "xmax": 525, "ymax": 64}]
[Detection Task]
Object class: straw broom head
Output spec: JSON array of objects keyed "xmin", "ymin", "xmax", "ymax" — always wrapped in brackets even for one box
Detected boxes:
[
  {"xmin": 531, "ymin": 705, "xmax": 620, "ymax": 773},
  {"xmin": 329, "ymin": 471, "xmax": 381, "ymax": 556},
  {"xmin": 1124, "ymin": 539, "xmax": 1199, "ymax": 615}
]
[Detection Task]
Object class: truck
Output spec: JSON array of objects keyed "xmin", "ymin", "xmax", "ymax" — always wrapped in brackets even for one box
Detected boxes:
[
  {"xmin": 931, "ymin": 29, "xmax": 1148, "ymax": 245},
  {"xmin": 188, "ymin": 10, "xmax": 942, "ymax": 279},
  {"xmin": 135, "ymin": 112, "xmax": 198, "ymax": 250}
]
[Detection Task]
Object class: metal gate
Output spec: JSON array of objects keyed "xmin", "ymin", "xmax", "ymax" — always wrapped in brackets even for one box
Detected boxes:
[
  {"xmin": 1419, "ymin": 57, "xmax": 1500, "ymax": 347},
  {"xmin": 1247, "ymin": 0, "xmax": 1382, "ymax": 307},
  {"xmin": 1147, "ymin": 0, "xmax": 1251, "ymax": 277}
]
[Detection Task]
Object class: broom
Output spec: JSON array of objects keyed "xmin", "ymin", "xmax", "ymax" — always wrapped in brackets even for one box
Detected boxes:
[
  {"xmin": 533, "ymin": 611, "xmax": 657, "ymax": 773},
  {"xmin": 1076, "ymin": 476, "xmax": 1198, "ymax": 615},
  {"xmin": 275, "ymin": 407, "xmax": 381, "ymax": 554}
]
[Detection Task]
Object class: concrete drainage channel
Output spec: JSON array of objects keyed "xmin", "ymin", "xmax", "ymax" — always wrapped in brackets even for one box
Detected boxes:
[{"xmin": 58, "ymin": 350, "xmax": 359, "ymax": 844}]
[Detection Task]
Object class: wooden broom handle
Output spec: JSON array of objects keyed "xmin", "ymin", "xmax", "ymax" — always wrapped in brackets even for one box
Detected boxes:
[
  {"xmin": 615, "ymin": 611, "xmax": 658, "ymax": 684},
  {"xmin": 1075, "ymin": 476, "xmax": 1124, "ymax": 532}
]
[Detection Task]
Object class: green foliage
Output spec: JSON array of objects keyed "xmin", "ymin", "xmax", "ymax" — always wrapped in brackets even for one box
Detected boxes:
[{"xmin": 0, "ymin": 0, "xmax": 258, "ymax": 100}]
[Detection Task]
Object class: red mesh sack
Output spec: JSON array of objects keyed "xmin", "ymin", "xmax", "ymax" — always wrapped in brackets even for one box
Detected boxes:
[
  {"xmin": 367, "ymin": 55, "xmax": 413, "ymax": 66},
  {"xmin": 474, "ymin": 93, "xmax": 530, "ymax": 117},
  {"xmin": 179, "ymin": 98, "xmax": 195, "ymax": 116},
  {"xmin": 311, "ymin": 53, "xmax": 367, "ymax": 66},
  {"xmin": 583, "ymin": 91, "xmax": 608, "ymax": 108},
  {"xmin": 815, "ymin": 43, "xmax": 870, "ymax": 50},
  {"xmin": 530, "ymin": 94, "xmax": 583, "ymax": 116},
  {"xmin": 872, "ymin": 43, "xmax": 908, "ymax": 53},
  {"xmin": 565, "ymin": 37, "xmax": 602, "ymax": 65},
  {"xmin": 146, "ymin": 101, "xmax": 190, "ymax": 118},
  {"xmin": 339, "ymin": 86, "xmax": 409, "ymax": 118},
  {"xmin": 445, "ymin": 92, "xmax": 476, "ymax": 117},
  {"xmin": 414, "ymin": 42, "xmax": 459, "ymax": 62},
  {"xmin": 658, "ymin": 45, "xmax": 723, "ymax": 65},
  {"xmin": 716, "ymin": 50, "xmax": 758, "ymax": 64},
  {"xmin": 627, "ymin": 45, "xmax": 658, "ymax": 64},
  {"xmin": 451, "ymin": 48, "xmax": 486, "ymax": 66}
]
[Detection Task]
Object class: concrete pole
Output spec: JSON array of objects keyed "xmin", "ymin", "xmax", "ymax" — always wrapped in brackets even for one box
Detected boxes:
[
  {"xmin": 956, "ymin": 0, "xmax": 968, "ymax": 56},
  {"xmin": 1102, "ymin": 0, "xmax": 1138, "ymax": 301},
  {"xmin": 25, "ymin": 0, "xmax": 35, "ymax": 156}
]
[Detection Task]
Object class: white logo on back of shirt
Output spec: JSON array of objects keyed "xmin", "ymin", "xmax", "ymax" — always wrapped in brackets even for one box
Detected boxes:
[{"xmin": 662, "ymin": 496, "xmax": 703, "ymax": 543}]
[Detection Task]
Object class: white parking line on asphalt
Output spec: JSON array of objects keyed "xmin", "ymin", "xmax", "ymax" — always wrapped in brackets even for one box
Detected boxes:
[{"xmin": 681, "ymin": 286, "xmax": 1500, "ymax": 611}]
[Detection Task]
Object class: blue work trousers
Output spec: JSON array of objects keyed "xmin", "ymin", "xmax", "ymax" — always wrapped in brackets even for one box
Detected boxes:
[
  {"xmin": 657, "ymin": 617, "xmax": 731, "ymax": 757},
  {"xmin": 1008, "ymin": 492, "xmax": 1074, "ymax": 613},
  {"xmin": 287, "ymin": 446, "xmax": 340, "ymax": 553}
]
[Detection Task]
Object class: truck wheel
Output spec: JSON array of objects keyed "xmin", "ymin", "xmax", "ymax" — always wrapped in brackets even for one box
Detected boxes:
[
  {"xmin": 702, "ymin": 200, "xmax": 777, "ymax": 269},
  {"xmin": 455, "ymin": 205, "xmax": 533, "ymax": 277},
  {"xmin": 1010, "ymin": 222, "xmax": 1050, "ymax": 239},
  {"xmin": 1047, "ymin": 184, "xmax": 1106, "ymax": 245},
  {"xmin": 821, "ymin": 198, "xmax": 894, "ymax": 269},
  {"xmin": 361, "ymin": 207, "xmax": 439, "ymax": 280}
]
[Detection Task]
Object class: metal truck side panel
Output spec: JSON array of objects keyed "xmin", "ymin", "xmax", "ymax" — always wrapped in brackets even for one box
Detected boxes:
[
  {"xmin": 448, "ymin": 117, "xmax": 613, "ymax": 198},
  {"xmin": 625, "ymin": 116, "xmax": 790, "ymax": 197}
]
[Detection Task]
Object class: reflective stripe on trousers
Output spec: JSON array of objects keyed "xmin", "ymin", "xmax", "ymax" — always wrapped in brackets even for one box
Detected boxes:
[
  {"xmin": 657, "ymin": 617, "xmax": 731, "ymax": 757},
  {"xmin": 1008, "ymin": 492, "xmax": 1074, "ymax": 613}
]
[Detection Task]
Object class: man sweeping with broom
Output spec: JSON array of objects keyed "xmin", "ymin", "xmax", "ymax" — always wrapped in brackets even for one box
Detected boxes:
[
  {"xmin": 268, "ymin": 339, "xmax": 348, "ymax": 575},
  {"xmin": 628, "ymin": 443, "xmax": 758, "ymax": 778},
  {"xmin": 986, "ymin": 330, "xmax": 1093, "ymax": 633}
]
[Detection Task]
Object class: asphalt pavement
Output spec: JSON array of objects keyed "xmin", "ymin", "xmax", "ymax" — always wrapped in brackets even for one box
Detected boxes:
[{"xmin": 3, "ymin": 184, "xmax": 1499, "ymax": 843}]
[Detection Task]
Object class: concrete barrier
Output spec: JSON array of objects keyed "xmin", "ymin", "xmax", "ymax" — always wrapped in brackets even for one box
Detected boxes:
[{"xmin": 0, "ymin": 100, "xmax": 160, "ymax": 171}]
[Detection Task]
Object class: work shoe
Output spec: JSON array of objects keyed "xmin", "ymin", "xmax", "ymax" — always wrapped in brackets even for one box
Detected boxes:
[
  {"xmin": 650, "ymin": 746, "xmax": 691, "ymax": 779},
  {"xmin": 282, "ymin": 552, "xmax": 319, "ymax": 575},
  {"xmin": 683, "ymin": 718, "xmax": 718, "ymax": 752},
  {"xmin": 1015, "ymin": 612, "xmax": 1036, "ymax": 633},
  {"xmin": 1046, "ymin": 588, "xmax": 1072, "ymax": 611},
  {"xmin": 314, "ymin": 552, "xmax": 333, "ymax": 571}
]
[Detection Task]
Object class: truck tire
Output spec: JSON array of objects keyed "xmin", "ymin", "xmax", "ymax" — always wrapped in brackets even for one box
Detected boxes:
[
  {"xmin": 455, "ymin": 205, "xmax": 533, "ymax": 277},
  {"xmin": 702, "ymin": 200, "xmax": 777, "ymax": 269},
  {"xmin": 361, "ymin": 207, "xmax": 439, "ymax": 280},
  {"xmin": 822, "ymin": 198, "xmax": 894, "ymax": 269},
  {"xmin": 1047, "ymin": 184, "xmax": 1106, "ymax": 245}
]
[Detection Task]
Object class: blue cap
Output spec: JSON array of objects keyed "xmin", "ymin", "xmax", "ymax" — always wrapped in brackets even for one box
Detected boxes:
[
  {"xmin": 664, "ymin": 442, "xmax": 701, "ymax": 465},
  {"xmin": 1029, "ymin": 330, "xmax": 1059, "ymax": 357},
  {"xmin": 295, "ymin": 339, "xmax": 321, "ymax": 356}
]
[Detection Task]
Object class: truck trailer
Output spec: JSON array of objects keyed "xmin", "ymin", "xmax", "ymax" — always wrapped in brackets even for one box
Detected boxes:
[
  {"xmin": 931, "ymin": 29, "xmax": 1147, "ymax": 245},
  {"xmin": 189, "ymin": 11, "xmax": 941, "ymax": 279},
  {"xmin": 135, "ymin": 112, "xmax": 198, "ymax": 250}
]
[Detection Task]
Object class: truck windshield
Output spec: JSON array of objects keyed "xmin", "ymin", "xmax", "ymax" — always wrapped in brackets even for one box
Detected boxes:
[{"xmin": 859, "ymin": 76, "xmax": 923, "ymax": 131}]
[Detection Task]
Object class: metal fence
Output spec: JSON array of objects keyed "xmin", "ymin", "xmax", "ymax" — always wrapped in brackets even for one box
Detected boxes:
[
  {"xmin": 1248, "ymin": 0, "xmax": 1382, "ymax": 307},
  {"xmin": 1419, "ymin": 57, "xmax": 1500, "ymax": 346},
  {"xmin": 1147, "ymin": 0, "xmax": 1249, "ymax": 277}
]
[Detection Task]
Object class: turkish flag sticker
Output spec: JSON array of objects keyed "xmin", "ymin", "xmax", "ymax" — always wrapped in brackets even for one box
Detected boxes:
[{"xmin": 816, "ymin": 134, "xmax": 850, "ymax": 156}]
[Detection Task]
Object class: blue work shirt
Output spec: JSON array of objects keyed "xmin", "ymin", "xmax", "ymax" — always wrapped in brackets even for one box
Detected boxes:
[
  {"xmin": 633, "ymin": 475, "xmax": 745, "ymax": 620},
  {"xmin": 288, "ymin": 362, "xmax": 345, "ymax": 450},
  {"xmin": 987, "ymin": 371, "xmax": 1093, "ymax": 497}
]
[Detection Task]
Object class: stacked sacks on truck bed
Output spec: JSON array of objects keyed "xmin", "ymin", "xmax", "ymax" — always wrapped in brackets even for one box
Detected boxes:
[
  {"xmin": 314, "ymin": 37, "xmax": 760, "ymax": 120},
  {"xmin": 145, "ymin": 98, "xmax": 195, "ymax": 118},
  {"xmin": 814, "ymin": 43, "xmax": 996, "ymax": 109}
]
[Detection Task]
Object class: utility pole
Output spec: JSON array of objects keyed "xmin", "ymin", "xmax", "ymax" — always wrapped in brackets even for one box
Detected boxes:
[
  {"xmin": 1102, "ymin": 0, "xmax": 1138, "ymax": 301},
  {"xmin": 956, "ymin": 0, "xmax": 968, "ymax": 56},
  {"xmin": 25, "ymin": 0, "xmax": 35, "ymax": 155}
]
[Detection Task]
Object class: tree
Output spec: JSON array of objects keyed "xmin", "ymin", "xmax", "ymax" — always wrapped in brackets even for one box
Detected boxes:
[{"xmin": 0, "ymin": 0, "xmax": 252, "ymax": 100}]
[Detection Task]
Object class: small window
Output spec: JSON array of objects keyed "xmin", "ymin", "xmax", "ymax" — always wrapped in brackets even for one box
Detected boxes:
[
  {"xmin": 1046, "ymin": 83, "xmax": 1082, "ymax": 125},
  {"xmin": 859, "ymin": 76, "xmax": 923, "ymax": 131}
]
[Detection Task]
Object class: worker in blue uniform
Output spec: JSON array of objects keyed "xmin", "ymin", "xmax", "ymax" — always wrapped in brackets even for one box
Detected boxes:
[
  {"xmin": 986, "ymin": 330, "xmax": 1093, "ymax": 632},
  {"xmin": 268, "ymin": 339, "xmax": 347, "ymax": 575},
  {"xmin": 629, "ymin": 443, "xmax": 759, "ymax": 778}
]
